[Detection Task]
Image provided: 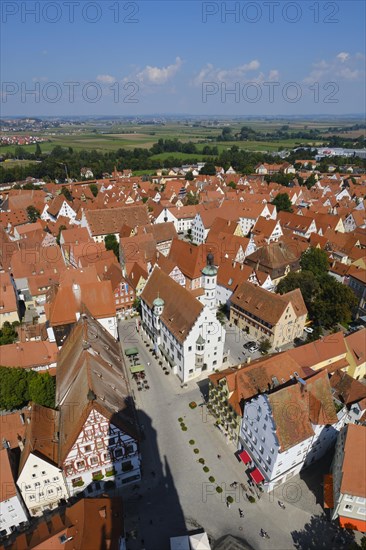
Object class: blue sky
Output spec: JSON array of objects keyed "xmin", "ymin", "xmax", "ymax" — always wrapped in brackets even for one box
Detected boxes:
[{"xmin": 1, "ymin": 0, "xmax": 365, "ymax": 115}]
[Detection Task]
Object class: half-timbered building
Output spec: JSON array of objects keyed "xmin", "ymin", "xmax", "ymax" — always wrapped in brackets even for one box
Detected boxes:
[{"xmin": 56, "ymin": 312, "xmax": 140, "ymax": 497}]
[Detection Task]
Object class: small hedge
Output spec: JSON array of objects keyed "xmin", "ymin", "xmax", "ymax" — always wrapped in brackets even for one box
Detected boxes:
[
  {"xmin": 189, "ymin": 401, "xmax": 197, "ymax": 409},
  {"xmin": 189, "ymin": 440, "xmax": 195, "ymax": 445},
  {"xmin": 216, "ymin": 486, "xmax": 223, "ymax": 494},
  {"xmin": 198, "ymin": 458, "xmax": 205, "ymax": 464},
  {"xmin": 203, "ymin": 466, "xmax": 209, "ymax": 473},
  {"xmin": 209, "ymin": 476, "xmax": 215, "ymax": 483},
  {"xmin": 227, "ymin": 496, "xmax": 234, "ymax": 504},
  {"xmin": 193, "ymin": 448, "xmax": 199, "ymax": 454},
  {"xmin": 92, "ymin": 473, "xmax": 104, "ymax": 481}
]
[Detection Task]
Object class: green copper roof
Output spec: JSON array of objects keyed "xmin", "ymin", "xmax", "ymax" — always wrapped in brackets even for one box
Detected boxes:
[
  {"xmin": 202, "ymin": 264, "xmax": 218, "ymax": 276},
  {"xmin": 153, "ymin": 296, "xmax": 165, "ymax": 307}
]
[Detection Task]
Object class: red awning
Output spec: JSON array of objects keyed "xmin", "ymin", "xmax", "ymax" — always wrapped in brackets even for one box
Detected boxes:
[
  {"xmin": 239, "ymin": 450, "xmax": 252, "ymax": 464},
  {"xmin": 250, "ymin": 468, "xmax": 265, "ymax": 484}
]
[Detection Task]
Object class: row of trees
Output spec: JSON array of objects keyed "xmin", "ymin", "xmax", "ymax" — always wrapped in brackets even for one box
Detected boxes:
[
  {"xmin": 1, "ymin": 139, "xmax": 365, "ymax": 185},
  {"xmin": 217, "ymin": 125, "xmax": 366, "ymax": 148},
  {"xmin": 0, "ymin": 367, "xmax": 56, "ymax": 410},
  {"xmin": 277, "ymin": 248, "xmax": 357, "ymax": 331}
]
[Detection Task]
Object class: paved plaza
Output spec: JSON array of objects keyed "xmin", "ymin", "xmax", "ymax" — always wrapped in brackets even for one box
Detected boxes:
[{"xmin": 118, "ymin": 319, "xmax": 357, "ymax": 550}]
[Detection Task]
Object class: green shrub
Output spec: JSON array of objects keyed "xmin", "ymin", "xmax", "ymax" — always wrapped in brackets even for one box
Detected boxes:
[
  {"xmin": 209, "ymin": 476, "xmax": 215, "ymax": 483},
  {"xmin": 72, "ymin": 479, "xmax": 84, "ymax": 488},
  {"xmin": 181, "ymin": 426, "xmax": 187, "ymax": 431},
  {"xmin": 189, "ymin": 440, "xmax": 195, "ymax": 445},
  {"xmin": 198, "ymin": 458, "xmax": 205, "ymax": 464},
  {"xmin": 216, "ymin": 486, "xmax": 223, "ymax": 494},
  {"xmin": 227, "ymin": 496, "xmax": 234, "ymax": 504},
  {"xmin": 178, "ymin": 417, "xmax": 183, "ymax": 422},
  {"xmin": 203, "ymin": 466, "xmax": 209, "ymax": 473},
  {"xmin": 189, "ymin": 401, "xmax": 197, "ymax": 409},
  {"xmin": 92, "ymin": 473, "xmax": 104, "ymax": 481},
  {"xmin": 193, "ymin": 448, "xmax": 199, "ymax": 454},
  {"xmin": 248, "ymin": 495, "xmax": 255, "ymax": 503}
]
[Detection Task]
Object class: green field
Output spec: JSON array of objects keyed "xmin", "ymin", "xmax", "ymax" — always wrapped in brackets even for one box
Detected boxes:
[
  {"xmin": 1, "ymin": 159, "xmax": 41, "ymax": 168},
  {"xmin": 0, "ymin": 118, "xmax": 361, "ymax": 156}
]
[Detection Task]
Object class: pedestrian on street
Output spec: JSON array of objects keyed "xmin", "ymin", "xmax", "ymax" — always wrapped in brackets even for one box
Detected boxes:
[{"xmin": 217, "ymin": 454, "xmax": 221, "ymax": 459}]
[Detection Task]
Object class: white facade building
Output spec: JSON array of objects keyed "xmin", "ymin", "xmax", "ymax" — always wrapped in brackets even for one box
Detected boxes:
[
  {"xmin": 17, "ymin": 452, "xmax": 69, "ymax": 518},
  {"xmin": 0, "ymin": 449, "xmax": 29, "ymax": 536},
  {"xmin": 141, "ymin": 265, "xmax": 225, "ymax": 382},
  {"xmin": 238, "ymin": 371, "xmax": 348, "ymax": 492},
  {"xmin": 16, "ymin": 406, "xmax": 69, "ymax": 518},
  {"xmin": 62, "ymin": 409, "xmax": 140, "ymax": 498}
]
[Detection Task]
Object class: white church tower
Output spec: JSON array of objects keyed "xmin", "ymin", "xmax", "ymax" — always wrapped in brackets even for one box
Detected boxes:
[
  {"xmin": 202, "ymin": 252, "xmax": 218, "ymax": 311},
  {"xmin": 152, "ymin": 295, "xmax": 164, "ymax": 351}
]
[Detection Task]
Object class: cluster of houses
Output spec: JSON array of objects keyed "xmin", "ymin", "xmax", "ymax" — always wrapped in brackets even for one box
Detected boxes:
[
  {"xmin": 0, "ymin": 311, "xmax": 140, "ymax": 547},
  {"xmin": 0, "ymin": 159, "xmax": 366, "ymax": 544},
  {"xmin": 0, "ymin": 136, "xmax": 46, "ymax": 147}
]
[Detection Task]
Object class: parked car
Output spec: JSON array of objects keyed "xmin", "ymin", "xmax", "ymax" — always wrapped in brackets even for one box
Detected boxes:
[
  {"xmin": 304, "ymin": 327, "xmax": 313, "ymax": 334},
  {"xmin": 243, "ymin": 341, "xmax": 256, "ymax": 350},
  {"xmin": 249, "ymin": 345, "xmax": 259, "ymax": 353}
]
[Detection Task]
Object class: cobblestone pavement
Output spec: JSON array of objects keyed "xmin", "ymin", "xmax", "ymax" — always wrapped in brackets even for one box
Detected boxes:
[{"xmin": 118, "ymin": 319, "xmax": 357, "ymax": 550}]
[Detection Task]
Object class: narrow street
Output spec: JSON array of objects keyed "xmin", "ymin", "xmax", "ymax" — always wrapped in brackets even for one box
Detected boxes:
[{"xmin": 118, "ymin": 319, "xmax": 348, "ymax": 550}]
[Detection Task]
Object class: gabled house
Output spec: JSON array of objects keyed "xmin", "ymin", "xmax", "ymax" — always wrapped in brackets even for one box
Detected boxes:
[
  {"xmin": 81, "ymin": 205, "xmax": 149, "ymax": 243},
  {"xmin": 238, "ymin": 370, "xmax": 346, "ymax": 492},
  {"xmin": 16, "ymin": 404, "xmax": 69, "ymax": 517},
  {"xmin": 244, "ymin": 240, "xmax": 304, "ymax": 283},
  {"xmin": 331, "ymin": 424, "xmax": 366, "ymax": 531},
  {"xmin": 103, "ymin": 263, "xmax": 136, "ymax": 317},
  {"xmin": 46, "ymin": 273, "xmax": 117, "ymax": 346},
  {"xmin": 277, "ymin": 212, "xmax": 317, "ymax": 239},
  {"xmin": 56, "ymin": 313, "xmax": 140, "ymax": 497},
  {"xmin": 0, "ymin": 272, "xmax": 19, "ymax": 327},
  {"xmin": 230, "ymin": 281, "xmax": 307, "ymax": 349},
  {"xmin": 344, "ymin": 211, "xmax": 366, "ymax": 233},
  {"xmin": 41, "ymin": 196, "xmax": 77, "ymax": 223},
  {"xmin": 251, "ymin": 218, "xmax": 283, "ymax": 243}
]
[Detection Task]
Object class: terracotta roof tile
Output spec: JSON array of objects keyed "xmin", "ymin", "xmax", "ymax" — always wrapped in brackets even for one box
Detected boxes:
[
  {"xmin": 141, "ymin": 266, "xmax": 203, "ymax": 343},
  {"xmin": 340, "ymin": 424, "xmax": 366, "ymax": 498}
]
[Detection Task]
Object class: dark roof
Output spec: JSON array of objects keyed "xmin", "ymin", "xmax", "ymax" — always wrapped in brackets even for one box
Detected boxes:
[
  {"xmin": 56, "ymin": 313, "xmax": 139, "ymax": 464},
  {"xmin": 141, "ymin": 266, "xmax": 203, "ymax": 343}
]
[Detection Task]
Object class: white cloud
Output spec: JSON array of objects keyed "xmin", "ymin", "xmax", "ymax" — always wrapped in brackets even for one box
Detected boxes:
[
  {"xmin": 268, "ymin": 69, "xmax": 280, "ymax": 81},
  {"xmin": 336, "ymin": 52, "xmax": 350, "ymax": 63},
  {"xmin": 303, "ymin": 52, "xmax": 364, "ymax": 83},
  {"xmin": 191, "ymin": 60, "xmax": 280, "ymax": 87},
  {"xmin": 97, "ymin": 74, "xmax": 116, "ymax": 84},
  {"xmin": 136, "ymin": 57, "xmax": 182, "ymax": 85}
]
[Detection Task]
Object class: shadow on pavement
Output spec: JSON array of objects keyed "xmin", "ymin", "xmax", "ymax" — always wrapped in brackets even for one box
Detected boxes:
[
  {"xmin": 122, "ymin": 410, "xmax": 187, "ymax": 550},
  {"xmin": 291, "ymin": 513, "xmax": 357, "ymax": 550},
  {"xmin": 298, "ymin": 449, "xmax": 335, "ymax": 507}
]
